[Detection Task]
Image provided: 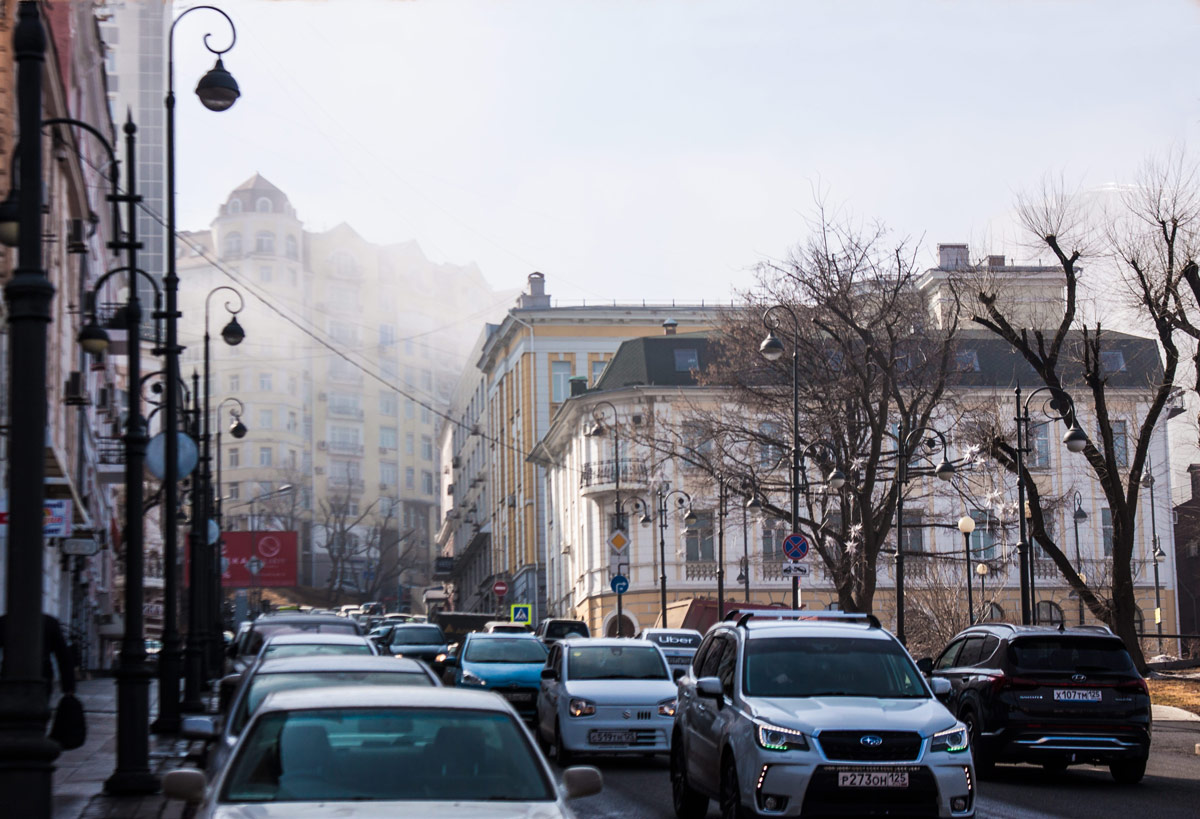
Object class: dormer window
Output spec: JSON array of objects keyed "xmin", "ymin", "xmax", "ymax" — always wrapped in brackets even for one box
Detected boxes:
[
  {"xmin": 228, "ymin": 198, "xmax": 242, "ymax": 215},
  {"xmin": 1100, "ymin": 351, "xmax": 1126, "ymax": 375},
  {"xmin": 674, "ymin": 348, "xmax": 699, "ymax": 372},
  {"xmin": 256, "ymin": 196, "xmax": 273, "ymax": 213}
]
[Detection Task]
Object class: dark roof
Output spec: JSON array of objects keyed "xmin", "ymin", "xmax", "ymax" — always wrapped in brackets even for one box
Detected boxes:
[
  {"xmin": 594, "ymin": 332, "xmax": 712, "ymax": 390},
  {"xmin": 948, "ymin": 329, "xmax": 1162, "ymax": 390}
]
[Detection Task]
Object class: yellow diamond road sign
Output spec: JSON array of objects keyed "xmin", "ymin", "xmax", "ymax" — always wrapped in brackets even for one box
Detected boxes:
[{"xmin": 608, "ymin": 529, "xmax": 630, "ymax": 552}]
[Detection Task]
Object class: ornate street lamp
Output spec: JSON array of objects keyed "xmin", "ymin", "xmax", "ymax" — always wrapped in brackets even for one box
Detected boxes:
[
  {"xmin": 958, "ymin": 515, "xmax": 976, "ymax": 626},
  {"xmin": 759, "ymin": 305, "xmax": 801, "ymax": 609},
  {"xmin": 1073, "ymin": 491, "xmax": 1087, "ymax": 626},
  {"xmin": 654, "ymin": 488, "xmax": 696, "ymax": 625},
  {"xmin": 156, "ymin": 3, "xmax": 240, "ymax": 733}
]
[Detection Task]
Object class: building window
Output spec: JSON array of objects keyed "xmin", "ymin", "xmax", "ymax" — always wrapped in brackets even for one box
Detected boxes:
[
  {"xmin": 955, "ymin": 350, "xmax": 980, "ymax": 372},
  {"xmin": 380, "ymin": 394, "xmax": 398, "ymax": 416},
  {"xmin": 1111, "ymin": 420, "xmax": 1128, "ymax": 468},
  {"xmin": 970, "ymin": 509, "xmax": 996, "ymax": 560},
  {"xmin": 1035, "ymin": 600, "xmax": 1065, "ymax": 626},
  {"xmin": 288, "ymin": 376, "xmax": 297, "ymax": 395},
  {"xmin": 258, "ymin": 409, "xmax": 273, "ymax": 430},
  {"xmin": 420, "ymin": 406, "xmax": 431, "ymax": 424},
  {"xmin": 682, "ymin": 422, "xmax": 713, "ymax": 457},
  {"xmin": 285, "ymin": 234, "xmax": 298, "ymax": 259},
  {"xmin": 900, "ymin": 513, "xmax": 924, "ymax": 553},
  {"xmin": 759, "ymin": 422, "xmax": 782, "ymax": 469},
  {"xmin": 381, "ymin": 462, "xmax": 398, "ymax": 486},
  {"xmin": 288, "ymin": 449, "xmax": 297, "ymax": 469},
  {"xmin": 256, "ymin": 197, "xmax": 273, "ymax": 213},
  {"xmin": 405, "ymin": 467, "xmax": 415, "ymax": 489},
  {"xmin": 228, "ymin": 198, "xmax": 242, "ymax": 215},
  {"xmin": 1028, "ymin": 422, "xmax": 1050, "ymax": 468},
  {"xmin": 685, "ymin": 512, "xmax": 714, "ymax": 561},
  {"xmin": 228, "ymin": 447, "xmax": 240, "ymax": 468},
  {"xmin": 380, "ymin": 426, "xmax": 398, "ymax": 449},
  {"xmin": 404, "ymin": 399, "xmax": 415, "ymax": 420},
  {"xmin": 590, "ymin": 358, "xmax": 607, "ymax": 385},
  {"xmin": 762, "ymin": 525, "xmax": 783, "ymax": 560},
  {"xmin": 223, "ymin": 232, "xmax": 242, "ymax": 258},
  {"xmin": 421, "ymin": 369, "xmax": 433, "ymax": 391},
  {"xmin": 422, "ymin": 470, "xmax": 435, "ymax": 495},
  {"xmin": 674, "ymin": 348, "xmax": 699, "ymax": 372},
  {"xmin": 286, "ymin": 412, "xmax": 297, "ymax": 433},
  {"xmin": 1102, "ymin": 508, "xmax": 1113, "ymax": 556},
  {"xmin": 551, "ymin": 361, "xmax": 572, "ymax": 403},
  {"xmin": 259, "ymin": 447, "xmax": 273, "ymax": 467},
  {"xmin": 330, "ymin": 425, "xmax": 360, "ymax": 448},
  {"xmin": 255, "ymin": 231, "xmax": 275, "ymax": 254},
  {"xmin": 229, "ymin": 373, "xmax": 240, "ymax": 392},
  {"xmin": 259, "ymin": 373, "xmax": 272, "ymax": 391},
  {"xmin": 1100, "ymin": 350, "xmax": 1126, "ymax": 375},
  {"xmin": 379, "ymin": 324, "xmax": 396, "ymax": 346},
  {"xmin": 259, "ymin": 265, "xmax": 272, "ymax": 283},
  {"xmin": 381, "ymin": 359, "xmax": 398, "ymax": 379},
  {"xmin": 228, "ymin": 481, "xmax": 240, "ymax": 500},
  {"xmin": 421, "ymin": 435, "xmax": 433, "ymax": 460},
  {"xmin": 405, "ymin": 433, "xmax": 414, "ymax": 455}
]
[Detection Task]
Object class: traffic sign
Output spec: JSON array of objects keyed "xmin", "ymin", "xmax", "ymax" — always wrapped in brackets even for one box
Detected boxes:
[
  {"xmin": 781, "ymin": 562, "xmax": 809, "ymax": 577},
  {"xmin": 782, "ymin": 533, "xmax": 809, "ymax": 561},
  {"xmin": 246, "ymin": 556, "xmax": 263, "ymax": 576},
  {"xmin": 493, "ymin": 580, "xmax": 509, "ymax": 597},
  {"xmin": 510, "ymin": 603, "xmax": 532, "ymax": 624},
  {"xmin": 610, "ymin": 574, "xmax": 629, "ymax": 594},
  {"xmin": 607, "ymin": 529, "xmax": 630, "ymax": 552}
]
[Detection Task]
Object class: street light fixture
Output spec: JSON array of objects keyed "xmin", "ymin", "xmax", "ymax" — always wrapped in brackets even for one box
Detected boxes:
[
  {"xmin": 759, "ymin": 304, "xmax": 802, "ymax": 609},
  {"xmin": 654, "ymin": 488, "xmax": 695, "ymax": 625},
  {"xmin": 157, "ymin": 2, "xmax": 240, "ymax": 733},
  {"xmin": 958, "ymin": 515, "xmax": 976, "ymax": 626},
  {"xmin": 1073, "ymin": 491, "xmax": 1087, "ymax": 626},
  {"xmin": 976, "ymin": 562, "xmax": 990, "ymax": 618},
  {"xmin": 1146, "ymin": 460, "xmax": 1164, "ymax": 653},
  {"xmin": 1013, "ymin": 386, "xmax": 1087, "ymax": 626}
]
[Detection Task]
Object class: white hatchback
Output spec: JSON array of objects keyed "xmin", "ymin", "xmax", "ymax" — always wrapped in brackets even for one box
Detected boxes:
[
  {"xmin": 164, "ymin": 685, "xmax": 602, "ymax": 817},
  {"xmin": 537, "ymin": 638, "xmax": 681, "ymax": 765}
]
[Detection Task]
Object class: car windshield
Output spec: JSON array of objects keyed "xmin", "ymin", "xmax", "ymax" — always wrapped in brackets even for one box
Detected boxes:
[
  {"xmin": 464, "ymin": 639, "xmax": 548, "ymax": 664},
  {"xmin": 244, "ymin": 622, "xmax": 357, "ymax": 655},
  {"xmin": 391, "ymin": 626, "xmax": 445, "ymax": 645},
  {"xmin": 230, "ymin": 671, "xmax": 431, "ymax": 735},
  {"xmin": 644, "ymin": 632, "xmax": 701, "ymax": 649},
  {"xmin": 567, "ymin": 645, "xmax": 668, "ymax": 680},
  {"xmin": 262, "ymin": 643, "xmax": 372, "ymax": 660},
  {"xmin": 222, "ymin": 707, "xmax": 555, "ymax": 803},
  {"xmin": 1010, "ymin": 638, "xmax": 1135, "ymax": 672},
  {"xmin": 744, "ymin": 637, "xmax": 927, "ymax": 698},
  {"xmin": 546, "ymin": 622, "xmax": 588, "ymax": 639}
]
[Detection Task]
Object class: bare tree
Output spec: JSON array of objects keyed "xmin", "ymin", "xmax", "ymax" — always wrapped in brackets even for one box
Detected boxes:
[
  {"xmin": 315, "ymin": 494, "xmax": 420, "ymax": 606},
  {"xmin": 954, "ymin": 170, "xmax": 1190, "ymax": 669},
  {"xmin": 640, "ymin": 212, "xmax": 963, "ymax": 615}
]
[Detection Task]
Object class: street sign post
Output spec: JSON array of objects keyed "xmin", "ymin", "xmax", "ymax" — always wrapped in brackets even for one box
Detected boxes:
[
  {"xmin": 782, "ymin": 533, "xmax": 809, "ymax": 561},
  {"xmin": 781, "ymin": 562, "xmax": 809, "ymax": 577},
  {"xmin": 610, "ymin": 574, "xmax": 629, "ymax": 594},
  {"xmin": 510, "ymin": 603, "xmax": 532, "ymax": 625},
  {"xmin": 607, "ymin": 529, "xmax": 630, "ymax": 552},
  {"xmin": 493, "ymin": 580, "xmax": 509, "ymax": 598}
]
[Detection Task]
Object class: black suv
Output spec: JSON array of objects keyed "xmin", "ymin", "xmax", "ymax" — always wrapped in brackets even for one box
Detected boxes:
[{"xmin": 923, "ymin": 623, "xmax": 1150, "ymax": 783}]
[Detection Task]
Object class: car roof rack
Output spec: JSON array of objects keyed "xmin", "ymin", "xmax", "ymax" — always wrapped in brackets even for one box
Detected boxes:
[{"xmin": 726, "ymin": 610, "xmax": 881, "ymax": 630}]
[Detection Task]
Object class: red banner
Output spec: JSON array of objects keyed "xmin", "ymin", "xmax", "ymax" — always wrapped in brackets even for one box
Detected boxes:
[{"xmin": 220, "ymin": 530, "xmax": 298, "ymax": 588}]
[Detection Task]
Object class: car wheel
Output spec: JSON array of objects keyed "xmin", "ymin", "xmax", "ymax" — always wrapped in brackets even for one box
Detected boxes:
[
  {"xmin": 960, "ymin": 707, "xmax": 993, "ymax": 776},
  {"xmin": 553, "ymin": 720, "xmax": 573, "ymax": 767},
  {"xmin": 721, "ymin": 754, "xmax": 755, "ymax": 819},
  {"xmin": 670, "ymin": 736, "xmax": 708, "ymax": 819},
  {"xmin": 1109, "ymin": 757, "xmax": 1146, "ymax": 784}
]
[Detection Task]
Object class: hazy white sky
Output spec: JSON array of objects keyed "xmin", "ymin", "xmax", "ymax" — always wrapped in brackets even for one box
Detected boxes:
[{"xmin": 170, "ymin": 0, "xmax": 1200, "ymax": 304}]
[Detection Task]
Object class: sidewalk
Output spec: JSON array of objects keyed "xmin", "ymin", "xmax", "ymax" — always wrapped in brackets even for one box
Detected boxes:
[{"xmin": 53, "ymin": 677, "xmax": 205, "ymax": 819}]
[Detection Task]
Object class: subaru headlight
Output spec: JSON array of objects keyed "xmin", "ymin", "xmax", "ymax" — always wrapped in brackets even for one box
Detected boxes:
[
  {"xmin": 461, "ymin": 669, "xmax": 487, "ymax": 687},
  {"xmin": 756, "ymin": 721, "xmax": 808, "ymax": 751},
  {"xmin": 657, "ymin": 697, "xmax": 677, "ymax": 717},
  {"xmin": 930, "ymin": 722, "xmax": 969, "ymax": 754},
  {"xmin": 568, "ymin": 697, "xmax": 596, "ymax": 717}
]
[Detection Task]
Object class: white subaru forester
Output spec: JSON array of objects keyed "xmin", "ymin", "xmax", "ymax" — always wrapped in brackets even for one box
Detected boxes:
[{"xmin": 670, "ymin": 611, "xmax": 975, "ymax": 818}]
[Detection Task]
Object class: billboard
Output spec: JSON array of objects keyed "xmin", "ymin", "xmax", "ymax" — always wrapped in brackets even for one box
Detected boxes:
[{"xmin": 219, "ymin": 530, "xmax": 298, "ymax": 588}]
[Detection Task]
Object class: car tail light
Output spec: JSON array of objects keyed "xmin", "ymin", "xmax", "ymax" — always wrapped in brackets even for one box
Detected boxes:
[
  {"xmin": 1115, "ymin": 678, "xmax": 1149, "ymax": 696},
  {"xmin": 991, "ymin": 675, "xmax": 1040, "ymax": 694}
]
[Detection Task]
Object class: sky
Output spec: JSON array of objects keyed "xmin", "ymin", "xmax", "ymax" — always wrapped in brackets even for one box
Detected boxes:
[{"xmin": 169, "ymin": 0, "xmax": 1200, "ymax": 306}]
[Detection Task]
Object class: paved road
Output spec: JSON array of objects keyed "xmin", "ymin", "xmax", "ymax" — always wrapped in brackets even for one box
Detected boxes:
[{"xmin": 560, "ymin": 720, "xmax": 1200, "ymax": 819}]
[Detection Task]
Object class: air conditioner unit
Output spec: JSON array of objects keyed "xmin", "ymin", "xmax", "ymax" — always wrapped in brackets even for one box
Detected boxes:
[
  {"xmin": 452, "ymin": 456, "xmax": 461, "ymax": 468},
  {"xmin": 315, "ymin": 466, "xmax": 325, "ymax": 475},
  {"xmin": 469, "ymin": 424, "xmax": 482, "ymax": 436},
  {"xmin": 317, "ymin": 440, "xmax": 327, "ymax": 450},
  {"xmin": 96, "ymin": 387, "xmax": 110, "ymax": 412},
  {"xmin": 507, "ymin": 494, "xmax": 516, "ymax": 508},
  {"xmin": 63, "ymin": 371, "xmax": 90, "ymax": 406},
  {"xmin": 317, "ymin": 392, "xmax": 327, "ymax": 401},
  {"xmin": 631, "ymin": 413, "xmax": 644, "ymax": 425}
]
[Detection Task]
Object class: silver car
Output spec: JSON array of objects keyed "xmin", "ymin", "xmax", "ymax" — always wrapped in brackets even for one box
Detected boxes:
[
  {"xmin": 537, "ymin": 638, "xmax": 680, "ymax": 765},
  {"xmin": 164, "ymin": 685, "xmax": 603, "ymax": 816},
  {"xmin": 671, "ymin": 612, "xmax": 975, "ymax": 818},
  {"xmin": 639, "ymin": 628, "xmax": 703, "ymax": 671}
]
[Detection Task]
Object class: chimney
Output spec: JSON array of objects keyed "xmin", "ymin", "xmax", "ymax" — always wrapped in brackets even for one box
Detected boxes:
[
  {"xmin": 938, "ymin": 243, "xmax": 969, "ymax": 270},
  {"xmin": 1189, "ymin": 464, "xmax": 1200, "ymax": 500},
  {"xmin": 568, "ymin": 376, "xmax": 588, "ymax": 397},
  {"xmin": 516, "ymin": 271, "xmax": 551, "ymax": 309},
  {"xmin": 662, "ymin": 318, "xmax": 678, "ymax": 336}
]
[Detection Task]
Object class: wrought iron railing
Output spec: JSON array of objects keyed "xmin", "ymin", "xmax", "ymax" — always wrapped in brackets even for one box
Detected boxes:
[
  {"xmin": 684, "ymin": 561, "xmax": 718, "ymax": 580},
  {"xmin": 580, "ymin": 459, "xmax": 650, "ymax": 487}
]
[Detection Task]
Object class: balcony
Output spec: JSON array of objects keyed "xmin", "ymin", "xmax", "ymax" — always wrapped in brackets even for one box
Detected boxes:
[
  {"xmin": 684, "ymin": 561, "xmax": 718, "ymax": 581},
  {"xmin": 326, "ymin": 477, "xmax": 365, "ymax": 493},
  {"xmin": 328, "ymin": 405, "xmax": 364, "ymax": 420},
  {"xmin": 580, "ymin": 459, "xmax": 650, "ymax": 495},
  {"xmin": 328, "ymin": 441, "xmax": 364, "ymax": 456},
  {"xmin": 95, "ymin": 436, "xmax": 125, "ymax": 485}
]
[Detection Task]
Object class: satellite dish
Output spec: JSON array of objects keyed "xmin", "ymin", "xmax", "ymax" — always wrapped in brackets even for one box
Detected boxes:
[{"xmin": 145, "ymin": 431, "xmax": 200, "ymax": 481}]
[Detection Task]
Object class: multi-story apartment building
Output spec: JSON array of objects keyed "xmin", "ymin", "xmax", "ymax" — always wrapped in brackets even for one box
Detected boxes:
[
  {"xmin": 444, "ymin": 273, "xmax": 714, "ymax": 620},
  {"xmin": 531, "ymin": 251, "xmax": 1179, "ymax": 651},
  {"xmin": 177, "ymin": 174, "xmax": 499, "ymax": 610},
  {"xmin": 1, "ymin": 2, "xmax": 127, "ymax": 669}
]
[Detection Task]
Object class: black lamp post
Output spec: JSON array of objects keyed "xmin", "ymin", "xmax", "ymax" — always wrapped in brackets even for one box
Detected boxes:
[
  {"xmin": 759, "ymin": 305, "xmax": 801, "ymax": 609},
  {"xmin": 893, "ymin": 423, "xmax": 956, "ymax": 645},
  {"xmin": 716, "ymin": 476, "xmax": 772, "ymax": 620},
  {"xmin": 1073, "ymin": 491, "xmax": 1087, "ymax": 626},
  {"xmin": 158, "ymin": 3, "xmax": 240, "ymax": 733},
  {"xmin": 976, "ymin": 562, "xmax": 989, "ymax": 618},
  {"xmin": 1013, "ymin": 385, "xmax": 1088, "ymax": 625},
  {"xmin": 213, "ymin": 397, "xmax": 246, "ymax": 646},
  {"xmin": 958, "ymin": 515, "xmax": 976, "ymax": 627},
  {"xmin": 587, "ymin": 401, "xmax": 633, "ymax": 635},
  {"xmin": 1146, "ymin": 460, "xmax": 1164, "ymax": 653},
  {"xmin": 655, "ymin": 488, "xmax": 696, "ymax": 626}
]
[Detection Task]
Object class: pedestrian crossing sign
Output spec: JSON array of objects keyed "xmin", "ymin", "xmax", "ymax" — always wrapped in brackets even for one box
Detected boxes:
[{"xmin": 510, "ymin": 603, "xmax": 532, "ymax": 624}]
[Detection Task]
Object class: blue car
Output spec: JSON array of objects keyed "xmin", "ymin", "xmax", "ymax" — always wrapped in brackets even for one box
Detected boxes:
[{"xmin": 447, "ymin": 632, "xmax": 548, "ymax": 720}]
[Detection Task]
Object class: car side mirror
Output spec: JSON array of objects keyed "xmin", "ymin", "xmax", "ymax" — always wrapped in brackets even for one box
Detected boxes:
[
  {"xmin": 696, "ymin": 676, "xmax": 723, "ymax": 701},
  {"xmin": 916, "ymin": 657, "xmax": 934, "ymax": 676},
  {"xmin": 562, "ymin": 765, "xmax": 603, "ymax": 799},
  {"xmin": 930, "ymin": 677, "xmax": 952, "ymax": 701},
  {"xmin": 672, "ymin": 667, "xmax": 686, "ymax": 681},
  {"xmin": 181, "ymin": 715, "xmax": 218, "ymax": 741},
  {"xmin": 541, "ymin": 667, "xmax": 559, "ymax": 681},
  {"xmin": 162, "ymin": 769, "xmax": 207, "ymax": 803},
  {"xmin": 442, "ymin": 656, "xmax": 458, "ymax": 668},
  {"xmin": 225, "ymin": 642, "xmax": 238, "ymax": 659}
]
